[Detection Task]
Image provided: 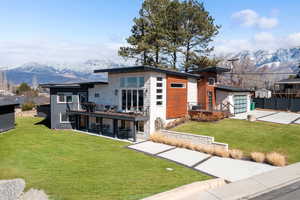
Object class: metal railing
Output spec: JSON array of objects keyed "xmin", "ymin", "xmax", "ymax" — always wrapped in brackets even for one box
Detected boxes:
[{"xmin": 67, "ymin": 102, "xmax": 149, "ymax": 116}]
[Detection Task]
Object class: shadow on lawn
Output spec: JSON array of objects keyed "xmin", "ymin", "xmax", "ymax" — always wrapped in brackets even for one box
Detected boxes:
[{"xmin": 34, "ymin": 118, "xmax": 51, "ymax": 129}]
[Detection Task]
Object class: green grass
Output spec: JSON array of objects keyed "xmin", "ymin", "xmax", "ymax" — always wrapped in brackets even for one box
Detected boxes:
[
  {"xmin": 0, "ymin": 117, "xmax": 210, "ymax": 200},
  {"xmin": 172, "ymin": 119, "xmax": 300, "ymax": 164}
]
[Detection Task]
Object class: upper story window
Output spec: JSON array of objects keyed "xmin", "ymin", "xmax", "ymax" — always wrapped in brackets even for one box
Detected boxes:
[
  {"xmin": 120, "ymin": 77, "xmax": 144, "ymax": 88},
  {"xmin": 57, "ymin": 93, "xmax": 72, "ymax": 103},
  {"xmin": 208, "ymin": 77, "xmax": 216, "ymax": 86},
  {"xmin": 170, "ymin": 83, "xmax": 186, "ymax": 88},
  {"xmin": 94, "ymin": 93, "xmax": 100, "ymax": 98}
]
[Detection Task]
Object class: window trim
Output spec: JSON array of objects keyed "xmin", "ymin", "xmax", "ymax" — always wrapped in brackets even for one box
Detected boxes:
[
  {"xmin": 57, "ymin": 93, "xmax": 73, "ymax": 104},
  {"xmin": 60, "ymin": 112, "xmax": 71, "ymax": 123},
  {"xmin": 170, "ymin": 83, "xmax": 186, "ymax": 88}
]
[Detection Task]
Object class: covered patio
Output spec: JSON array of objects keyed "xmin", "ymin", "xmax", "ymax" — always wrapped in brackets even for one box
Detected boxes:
[{"xmin": 67, "ymin": 110, "xmax": 148, "ymax": 142}]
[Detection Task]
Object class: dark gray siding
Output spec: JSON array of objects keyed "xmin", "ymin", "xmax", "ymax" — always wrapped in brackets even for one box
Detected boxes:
[
  {"xmin": 50, "ymin": 87, "xmax": 88, "ymax": 129},
  {"xmin": 0, "ymin": 105, "xmax": 15, "ymax": 132}
]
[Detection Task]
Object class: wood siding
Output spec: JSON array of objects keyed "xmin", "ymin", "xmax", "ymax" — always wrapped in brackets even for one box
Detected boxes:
[
  {"xmin": 166, "ymin": 75, "xmax": 188, "ymax": 119},
  {"xmin": 197, "ymin": 72, "xmax": 216, "ymax": 110}
]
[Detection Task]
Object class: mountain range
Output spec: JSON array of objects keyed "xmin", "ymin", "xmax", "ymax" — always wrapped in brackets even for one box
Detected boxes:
[
  {"xmin": 4, "ymin": 60, "xmax": 126, "ymax": 85},
  {"xmin": 2, "ymin": 48, "xmax": 300, "ymax": 86}
]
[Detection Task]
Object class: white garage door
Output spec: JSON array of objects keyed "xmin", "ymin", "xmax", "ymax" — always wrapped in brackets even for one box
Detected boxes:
[{"xmin": 234, "ymin": 95, "xmax": 247, "ymax": 114}]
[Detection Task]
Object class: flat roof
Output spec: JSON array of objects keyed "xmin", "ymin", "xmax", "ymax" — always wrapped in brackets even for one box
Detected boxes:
[
  {"xmin": 40, "ymin": 81, "xmax": 107, "ymax": 88},
  {"xmin": 216, "ymin": 84, "xmax": 253, "ymax": 92},
  {"xmin": 190, "ymin": 66, "xmax": 231, "ymax": 74},
  {"xmin": 94, "ymin": 66, "xmax": 201, "ymax": 79}
]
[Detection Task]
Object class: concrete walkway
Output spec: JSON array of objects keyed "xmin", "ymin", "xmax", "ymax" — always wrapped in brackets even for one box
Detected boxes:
[
  {"xmin": 128, "ymin": 141, "xmax": 277, "ymax": 182},
  {"xmin": 142, "ymin": 162, "xmax": 300, "ymax": 200},
  {"xmin": 231, "ymin": 110, "xmax": 300, "ymax": 125}
]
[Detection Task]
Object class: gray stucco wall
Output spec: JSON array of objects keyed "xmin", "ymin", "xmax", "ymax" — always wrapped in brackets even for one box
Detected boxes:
[
  {"xmin": 0, "ymin": 105, "xmax": 15, "ymax": 133},
  {"xmin": 50, "ymin": 87, "xmax": 88, "ymax": 129}
]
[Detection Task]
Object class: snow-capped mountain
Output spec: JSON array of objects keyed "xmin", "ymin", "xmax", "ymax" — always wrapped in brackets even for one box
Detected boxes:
[
  {"xmin": 2, "ymin": 47, "xmax": 300, "ymax": 86},
  {"xmin": 232, "ymin": 48, "xmax": 300, "ymax": 73},
  {"xmin": 4, "ymin": 60, "xmax": 127, "ymax": 85}
]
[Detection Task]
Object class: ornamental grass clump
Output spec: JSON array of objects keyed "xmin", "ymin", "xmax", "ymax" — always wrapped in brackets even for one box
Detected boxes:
[
  {"xmin": 250, "ymin": 152, "xmax": 265, "ymax": 163},
  {"xmin": 213, "ymin": 147, "xmax": 230, "ymax": 158},
  {"xmin": 149, "ymin": 133, "xmax": 165, "ymax": 143},
  {"xmin": 266, "ymin": 152, "xmax": 286, "ymax": 166},
  {"xmin": 229, "ymin": 149, "xmax": 244, "ymax": 159},
  {"xmin": 202, "ymin": 145, "xmax": 215, "ymax": 155}
]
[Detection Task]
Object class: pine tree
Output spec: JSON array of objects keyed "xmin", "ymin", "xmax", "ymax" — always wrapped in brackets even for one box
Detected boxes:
[
  {"xmin": 163, "ymin": 0, "xmax": 185, "ymax": 69},
  {"xmin": 118, "ymin": 15, "xmax": 151, "ymax": 65},
  {"xmin": 181, "ymin": 0, "xmax": 220, "ymax": 72},
  {"xmin": 119, "ymin": 0, "xmax": 219, "ymax": 70}
]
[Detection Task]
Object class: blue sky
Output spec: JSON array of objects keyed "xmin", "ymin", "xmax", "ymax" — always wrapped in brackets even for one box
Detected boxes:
[{"xmin": 0, "ymin": 0, "xmax": 299, "ymax": 67}]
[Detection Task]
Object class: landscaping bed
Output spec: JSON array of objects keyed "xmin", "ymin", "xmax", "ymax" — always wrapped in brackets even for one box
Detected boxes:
[
  {"xmin": 172, "ymin": 119, "xmax": 300, "ymax": 164},
  {"xmin": 0, "ymin": 117, "xmax": 209, "ymax": 200}
]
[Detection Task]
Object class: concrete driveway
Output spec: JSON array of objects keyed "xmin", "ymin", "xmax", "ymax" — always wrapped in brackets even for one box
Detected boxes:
[
  {"xmin": 231, "ymin": 110, "xmax": 300, "ymax": 125},
  {"xmin": 128, "ymin": 141, "xmax": 277, "ymax": 182}
]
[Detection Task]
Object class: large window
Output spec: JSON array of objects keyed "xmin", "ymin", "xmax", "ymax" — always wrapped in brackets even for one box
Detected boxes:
[
  {"xmin": 57, "ymin": 93, "xmax": 72, "ymax": 103},
  {"xmin": 120, "ymin": 77, "xmax": 145, "ymax": 88},
  {"xmin": 122, "ymin": 89, "xmax": 144, "ymax": 111}
]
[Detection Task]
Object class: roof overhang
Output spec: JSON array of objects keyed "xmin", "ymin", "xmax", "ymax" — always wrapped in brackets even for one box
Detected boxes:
[
  {"xmin": 40, "ymin": 81, "xmax": 108, "ymax": 89},
  {"xmin": 94, "ymin": 66, "xmax": 201, "ymax": 79},
  {"xmin": 189, "ymin": 66, "xmax": 231, "ymax": 74},
  {"xmin": 216, "ymin": 85, "xmax": 253, "ymax": 92}
]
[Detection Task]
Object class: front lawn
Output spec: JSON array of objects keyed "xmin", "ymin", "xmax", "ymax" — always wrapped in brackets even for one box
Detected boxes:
[
  {"xmin": 172, "ymin": 119, "xmax": 300, "ymax": 164},
  {"xmin": 0, "ymin": 117, "xmax": 209, "ymax": 200}
]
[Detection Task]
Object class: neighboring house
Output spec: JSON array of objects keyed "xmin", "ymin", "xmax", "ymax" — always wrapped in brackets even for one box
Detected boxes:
[
  {"xmin": 255, "ymin": 89, "xmax": 272, "ymax": 99},
  {"xmin": 0, "ymin": 100, "xmax": 19, "ymax": 133},
  {"xmin": 41, "ymin": 66, "xmax": 252, "ymax": 141},
  {"xmin": 275, "ymin": 78, "xmax": 300, "ymax": 97}
]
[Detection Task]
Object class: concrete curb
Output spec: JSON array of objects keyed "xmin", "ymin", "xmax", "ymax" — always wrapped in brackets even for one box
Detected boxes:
[{"xmin": 196, "ymin": 162, "xmax": 300, "ymax": 200}]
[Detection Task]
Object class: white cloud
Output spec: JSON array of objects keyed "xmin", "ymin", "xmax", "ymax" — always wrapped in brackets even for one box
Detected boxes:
[
  {"xmin": 0, "ymin": 40, "xmax": 126, "ymax": 68},
  {"xmin": 254, "ymin": 32, "xmax": 275, "ymax": 43},
  {"xmin": 287, "ymin": 33, "xmax": 300, "ymax": 47},
  {"xmin": 232, "ymin": 9, "xmax": 278, "ymax": 29},
  {"xmin": 214, "ymin": 32, "xmax": 300, "ymax": 55}
]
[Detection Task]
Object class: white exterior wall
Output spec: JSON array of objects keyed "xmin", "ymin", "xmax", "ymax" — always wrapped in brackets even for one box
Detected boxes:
[
  {"xmin": 148, "ymin": 72, "xmax": 167, "ymax": 135},
  {"xmin": 187, "ymin": 78, "xmax": 198, "ymax": 106}
]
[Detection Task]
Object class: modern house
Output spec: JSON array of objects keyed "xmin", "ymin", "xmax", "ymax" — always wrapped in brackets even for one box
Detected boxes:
[
  {"xmin": 41, "ymin": 66, "xmax": 252, "ymax": 141},
  {"xmin": 0, "ymin": 100, "xmax": 19, "ymax": 133}
]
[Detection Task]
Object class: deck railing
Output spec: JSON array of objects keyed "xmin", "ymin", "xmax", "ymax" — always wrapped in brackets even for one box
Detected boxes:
[{"xmin": 67, "ymin": 102, "xmax": 149, "ymax": 117}]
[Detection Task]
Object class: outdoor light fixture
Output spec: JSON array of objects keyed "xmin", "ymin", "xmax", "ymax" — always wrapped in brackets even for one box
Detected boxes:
[{"xmin": 114, "ymin": 89, "xmax": 118, "ymax": 96}]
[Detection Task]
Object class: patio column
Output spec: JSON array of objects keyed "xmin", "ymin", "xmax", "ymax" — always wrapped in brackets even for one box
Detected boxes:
[
  {"xmin": 113, "ymin": 119, "xmax": 118, "ymax": 138},
  {"xmin": 100, "ymin": 117, "xmax": 103, "ymax": 135},
  {"xmin": 133, "ymin": 121, "xmax": 137, "ymax": 142}
]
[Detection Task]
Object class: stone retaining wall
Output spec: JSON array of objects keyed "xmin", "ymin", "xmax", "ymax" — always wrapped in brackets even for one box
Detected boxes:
[{"xmin": 160, "ymin": 130, "xmax": 229, "ymax": 150}]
